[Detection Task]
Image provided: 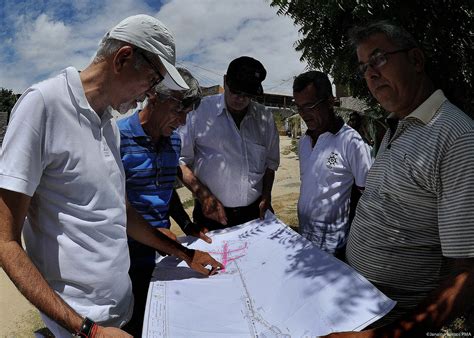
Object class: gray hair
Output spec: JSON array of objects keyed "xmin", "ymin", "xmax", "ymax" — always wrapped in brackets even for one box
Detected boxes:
[
  {"xmin": 155, "ymin": 67, "xmax": 202, "ymax": 100},
  {"xmin": 348, "ymin": 21, "xmax": 419, "ymax": 50},
  {"xmin": 93, "ymin": 37, "xmax": 154, "ymax": 70}
]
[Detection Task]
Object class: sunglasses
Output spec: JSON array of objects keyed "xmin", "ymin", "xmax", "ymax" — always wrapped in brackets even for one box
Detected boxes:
[
  {"xmin": 227, "ymin": 87, "xmax": 255, "ymax": 99},
  {"xmin": 135, "ymin": 49, "xmax": 165, "ymax": 88},
  {"xmin": 157, "ymin": 93, "xmax": 201, "ymax": 111},
  {"xmin": 295, "ymin": 97, "xmax": 327, "ymax": 114}
]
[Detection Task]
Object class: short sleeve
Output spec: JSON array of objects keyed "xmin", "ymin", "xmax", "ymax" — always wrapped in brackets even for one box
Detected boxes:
[
  {"xmin": 347, "ymin": 132, "xmax": 373, "ymax": 187},
  {"xmin": 438, "ymin": 130, "xmax": 474, "ymax": 258},
  {"xmin": 178, "ymin": 109, "xmax": 196, "ymax": 167},
  {"xmin": 264, "ymin": 110, "xmax": 280, "ymax": 171},
  {"xmin": 0, "ymin": 89, "xmax": 46, "ymax": 196}
]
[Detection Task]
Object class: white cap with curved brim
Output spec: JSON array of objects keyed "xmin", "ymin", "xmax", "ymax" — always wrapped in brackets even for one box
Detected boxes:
[{"xmin": 105, "ymin": 14, "xmax": 189, "ymax": 91}]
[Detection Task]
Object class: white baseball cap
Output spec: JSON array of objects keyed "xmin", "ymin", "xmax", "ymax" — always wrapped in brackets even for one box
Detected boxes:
[{"xmin": 104, "ymin": 14, "xmax": 189, "ymax": 90}]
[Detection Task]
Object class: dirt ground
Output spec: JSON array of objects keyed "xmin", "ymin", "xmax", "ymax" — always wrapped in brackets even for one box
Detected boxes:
[{"xmin": 0, "ymin": 135, "xmax": 301, "ymax": 337}]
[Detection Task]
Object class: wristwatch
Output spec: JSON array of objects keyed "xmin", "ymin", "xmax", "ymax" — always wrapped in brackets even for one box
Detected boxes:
[{"xmin": 74, "ymin": 317, "xmax": 98, "ymax": 338}]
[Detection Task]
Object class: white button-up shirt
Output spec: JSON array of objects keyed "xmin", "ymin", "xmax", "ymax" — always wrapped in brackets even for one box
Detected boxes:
[{"xmin": 179, "ymin": 93, "xmax": 280, "ymax": 207}]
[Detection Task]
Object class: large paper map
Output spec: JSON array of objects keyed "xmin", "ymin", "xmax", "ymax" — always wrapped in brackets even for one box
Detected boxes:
[{"xmin": 143, "ymin": 212, "xmax": 395, "ymax": 337}]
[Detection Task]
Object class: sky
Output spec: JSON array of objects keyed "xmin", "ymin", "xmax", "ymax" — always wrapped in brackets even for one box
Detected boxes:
[{"xmin": 0, "ymin": 0, "xmax": 309, "ymax": 96}]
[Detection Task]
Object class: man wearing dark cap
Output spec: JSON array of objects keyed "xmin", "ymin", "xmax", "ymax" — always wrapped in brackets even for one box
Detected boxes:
[
  {"xmin": 0, "ymin": 14, "xmax": 222, "ymax": 337},
  {"xmin": 179, "ymin": 56, "xmax": 280, "ymax": 229}
]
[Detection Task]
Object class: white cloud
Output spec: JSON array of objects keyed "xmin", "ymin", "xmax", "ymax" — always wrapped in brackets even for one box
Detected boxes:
[
  {"xmin": 15, "ymin": 14, "xmax": 72, "ymax": 71},
  {"xmin": 0, "ymin": 0, "xmax": 309, "ymax": 95},
  {"xmin": 158, "ymin": 0, "xmax": 308, "ymax": 94}
]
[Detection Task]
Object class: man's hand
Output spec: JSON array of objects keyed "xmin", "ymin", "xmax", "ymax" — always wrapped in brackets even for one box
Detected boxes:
[
  {"xmin": 201, "ymin": 194, "xmax": 227, "ymax": 225},
  {"xmin": 259, "ymin": 195, "xmax": 273, "ymax": 220},
  {"xmin": 179, "ymin": 164, "xmax": 227, "ymax": 225},
  {"xmin": 95, "ymin": 326, "xmax": 133, "ymax": 337},
  {"xmin": 183, "ymin": 221, "xmax": 212, "ymax": 244},
  {"xmin": 183, "ymin": 249, "xmax": 224, "ymax": 276}
]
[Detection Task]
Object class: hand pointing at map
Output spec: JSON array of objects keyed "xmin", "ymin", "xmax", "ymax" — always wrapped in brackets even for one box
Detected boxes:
[{"xmin": 182, "ymin": 248, "xmax": 224, "ymax": 276}]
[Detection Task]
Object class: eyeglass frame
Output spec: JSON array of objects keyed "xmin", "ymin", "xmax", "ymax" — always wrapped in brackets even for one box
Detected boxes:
[
  {"xmin": 134, "ymin": 48, "xmax": 165, "ymax": 89},
  {"xmin": 295, "ymin": 97, "xmax": 327, "ymax": 114},
  {"xmin": 357, "ymin": 47, "xmax": 413, "ymax": 78},
  {"xmin": 156, "ymin": 92, "xmax": 201, "ymax": 112}
]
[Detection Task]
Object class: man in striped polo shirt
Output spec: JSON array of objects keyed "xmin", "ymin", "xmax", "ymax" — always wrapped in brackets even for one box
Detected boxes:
[
  {"xmin": 324, "ymin": 22, "xmax": 474, "ymax": 337},
  {"xmin": 118, "ymin": 68, "xmax": 212, "ymax": 336}
]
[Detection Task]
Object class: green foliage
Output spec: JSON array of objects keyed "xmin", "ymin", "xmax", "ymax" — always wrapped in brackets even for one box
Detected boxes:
[
  {"xmin": 273, "ymin": 111, "xmax": 285, "ymax": 131},
  {"xmin": 0, "ymin": 88, "xmax": 18, "ymax": 115},
  {"xmin": 270, "ymin": 0, "xmax": 473, "ymax": 114}
]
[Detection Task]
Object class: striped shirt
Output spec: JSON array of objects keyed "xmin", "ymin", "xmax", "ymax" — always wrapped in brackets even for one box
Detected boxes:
[
  {"xmin": 346, "ymin": 90, "xmax": 474, "ymax": 324},
  {"xmin": 118, "ymin": 111, "xmax": 180, "ymax": 228}
]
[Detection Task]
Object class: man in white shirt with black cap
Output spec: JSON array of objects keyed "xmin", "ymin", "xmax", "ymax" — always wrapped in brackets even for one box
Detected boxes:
[
  {"xmin": 0, "ymin": 14, "xmax": 222, "ymax": 338},
  {"xmin": 179, "ymin": 56, "xmax": 280, "ymax": 230}
]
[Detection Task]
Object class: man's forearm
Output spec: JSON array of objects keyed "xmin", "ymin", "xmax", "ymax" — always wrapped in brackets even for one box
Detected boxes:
[
  {"xmin": 377, "ymin": 258, "xmax": 474, "ymax": 337},
  {"xmin": 178, "ymin": 164, "xmax": 212, "ymax": 201},
  {"xmin": 126, "ymin": 203, "xmax": 193, "ymax": 261},
  {"xmin": 168, "ymin": 189, "xmax": 191, "ymax": 229},
  {"xmin": 0, "ymin": 240, "xmax": 83, "ymax": 333},
  {"xmin": 261, "ymin": 168, "xmax": 275, "ymax": 199},
  {"xmin": 0, "ymin": 190, "xmax": 83, "ymax": 333}
]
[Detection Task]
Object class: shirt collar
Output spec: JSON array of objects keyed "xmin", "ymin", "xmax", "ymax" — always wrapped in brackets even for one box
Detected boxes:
[
  {"xmin": 216, "ymin": 94, "xmax": 227, "ymax": 116},
  {"xmin": 65, "ymin": 67, "xmax": 90, "ymax": 111},
  {"xmin": 401, "ymin": 89, "xmax": 446, "ymax": 124},
  {"xmin": 128, "ymin": 110, "xmax": 148, "ymax": 138},
  {"xmin": 408, "ymin": 89, "xmax": 446, "ymax": 124},
  {"xmin": 65, "ymin": 66, "xmax": 113, "ymax": 124}
]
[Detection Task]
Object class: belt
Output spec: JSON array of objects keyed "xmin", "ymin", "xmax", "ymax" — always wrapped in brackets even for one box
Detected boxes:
[{"xmin": 224, "ymin": 197, "xmax": 261, "ymax": 215}]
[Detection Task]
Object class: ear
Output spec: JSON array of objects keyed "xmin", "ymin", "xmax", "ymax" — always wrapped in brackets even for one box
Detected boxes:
[
  {"xmin": 408, "ymin": 48, "xmax": 425, "ymax": 73},
  {"xmin": 112, "ymin": 45, "xmax": 134, "ymax": 74}
]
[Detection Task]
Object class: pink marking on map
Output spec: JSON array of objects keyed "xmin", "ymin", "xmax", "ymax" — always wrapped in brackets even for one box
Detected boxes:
[{"xmin": 210, "ymin": 241, "xmax": 248, "ymax": 272}]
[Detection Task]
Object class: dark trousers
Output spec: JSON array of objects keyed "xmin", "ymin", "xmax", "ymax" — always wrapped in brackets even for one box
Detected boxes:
[
  {"xmin": 122, "ymin": 241, "xmax": 156, "ymax": 337},
  {"xmin": 193, "ymin": 197, "xmax": 261, "ymax": 231}
]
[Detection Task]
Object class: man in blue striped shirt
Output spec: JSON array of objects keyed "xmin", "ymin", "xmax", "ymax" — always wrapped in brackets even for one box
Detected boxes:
[{"xmin": 118, "ymin": 68, "xmax": 209, "ymax": 336}]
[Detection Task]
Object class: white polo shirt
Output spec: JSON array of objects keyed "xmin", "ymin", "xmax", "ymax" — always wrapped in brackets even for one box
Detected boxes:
[
  {"xmin": 298, "ymin": 124, "xmax": 372, "ymax": 253},
  {"xmin": 0, "ymin": 67, "xmax": 132, "ymax": 327},
  {"xmin": 179, "ymin": 93, "xmax": 280, "ymax": 207}
]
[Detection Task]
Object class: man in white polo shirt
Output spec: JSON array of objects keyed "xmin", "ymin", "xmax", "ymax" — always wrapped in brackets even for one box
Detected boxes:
[
  {"xmin": 293, "ymin": 71, "xmax": 372, "ymax": 259},
  {"xmin": 324, "ymin": 21, "xmax": 474, "ymax": 337},
  {"xmin": 0, "ymin": 15, "xmax": 221, "ymax": 338},
  {"xmin": 179, "ymin": 56, "xmax": 280, "ymax": 230}
]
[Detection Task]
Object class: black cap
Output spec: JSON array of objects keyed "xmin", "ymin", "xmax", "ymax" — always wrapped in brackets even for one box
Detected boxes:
[{"xmin": 226, "ymin": 56, "xmax": 266, "ymax": 96}]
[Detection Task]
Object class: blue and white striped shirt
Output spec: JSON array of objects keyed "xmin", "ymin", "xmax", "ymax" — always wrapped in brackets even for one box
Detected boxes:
[{"xmin": 118, "ymin": 111, "xmax": 180, "ymax": 228}]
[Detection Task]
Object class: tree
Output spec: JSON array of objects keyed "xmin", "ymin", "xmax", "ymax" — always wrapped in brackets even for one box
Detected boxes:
[
  {"xmin": 0, "ymin": 88, "xmax": 18, "ymax": 120},
  {"xmin": 270, "ymin": 0, "xmax": 473, "ymax": 115}
]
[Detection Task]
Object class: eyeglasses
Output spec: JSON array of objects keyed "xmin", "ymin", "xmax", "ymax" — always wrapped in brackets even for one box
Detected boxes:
[
  {"xmin": 136, "ymin": 49, "xmax": 165, "ymax": 89},
  {"xmin": 357, "ymin": 48, "xmax": 412, "ymax": 78},
  {"xmin": 295, "ymin": 97, "xmax": 327, "ymax": 114},
  {"xmin": 157, "ymin": 93, "xmax": 201, "ymax": 112},
  {"xmin": 227, "ymin": 87, "xmax": 255, "ymax": 99}
]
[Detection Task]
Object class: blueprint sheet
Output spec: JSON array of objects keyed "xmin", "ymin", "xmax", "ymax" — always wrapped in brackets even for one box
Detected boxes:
[{"xmin": 143, "ymin": 212, "xmax": 395, "ymax": 337}]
